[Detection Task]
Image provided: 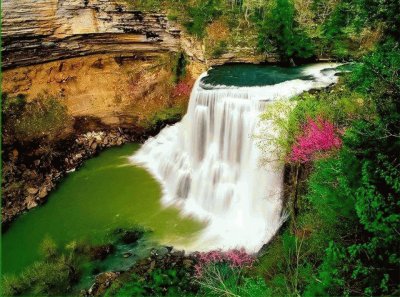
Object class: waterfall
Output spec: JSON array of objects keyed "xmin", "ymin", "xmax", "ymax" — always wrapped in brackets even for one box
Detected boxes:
[{"xmin": 131, "ymin": 63, "xmax": 341, "ymax": 252}]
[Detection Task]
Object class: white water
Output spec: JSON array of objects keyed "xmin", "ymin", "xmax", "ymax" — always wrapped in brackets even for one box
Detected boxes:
[{"xmin": 131, "ymin": 63, "xmax": 341, "ymax": 253}]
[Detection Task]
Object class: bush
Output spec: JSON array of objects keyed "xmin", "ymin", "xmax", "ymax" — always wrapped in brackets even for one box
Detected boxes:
[
  {"xmin": 211, "ymin": 40, "xmax": 228, "ymax": 58},
  {"xmin": 258, "ymin": 0, "xmax": 315, "ymax": 60},
  {"xmin": 184, "ymin": 0, "xmax": 223, "ymax": 38},
  {"xmin": 194, "ymin": 249, "xmax": 254, "ymax": 277},
  {"xmin": 197, "ymin": 262, "xmax": 271, "ymax": 297},
  {"xmin": 258, "ymin": 81, "xmax": 368, "ymax": 164},
  {"xmin": 1, "ymin": 238, "xmax": 80, "ymax": 296},
  {"xmin": 105, "ymin": 267, "xmax": 196, "ymax": 297},
  {"xmin": 2, "ymin": 93, "xmax": 73, "ymax": 143},
  {"xmin": 144, "ymin": 106, "xmax": 185, "ymax": 129},
  {"xmin": 290, "ymin": 117, "xmax": 342, "ymax": 163}
]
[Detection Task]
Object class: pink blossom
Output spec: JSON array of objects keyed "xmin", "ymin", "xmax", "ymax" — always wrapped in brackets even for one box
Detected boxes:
[
  {"xmin": 193, "ymin": 249, "xmax": 254, "ymax": 277},
  {"xmin": 172, "ymin": 81, "xmax": 192, "ymax": 97},
  {"xmin": 290, "ymin": 117, "xmax": 342, "ymax": 163}
]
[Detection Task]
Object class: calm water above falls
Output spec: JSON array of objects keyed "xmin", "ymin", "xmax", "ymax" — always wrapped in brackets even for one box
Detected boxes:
[
  {"xmin": 133, "ymin": 63, "xmax": 342, "ymax": 252},
  {"xmin": 2, "ymin": 144, "xmax": 203, "ymax": 275}
]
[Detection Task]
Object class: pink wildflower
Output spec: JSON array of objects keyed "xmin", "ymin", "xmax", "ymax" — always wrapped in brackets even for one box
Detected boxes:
[
  {"xmin": 172, "ymin": 81, "xmax": 192, "ymax": 97},
  {"xmin": 193, "ymin": 249, "xmax": 254, "ymax": 278},
  {"xmin": 290, "ymin": 117, "xmax": 342, "ymax": 163}
]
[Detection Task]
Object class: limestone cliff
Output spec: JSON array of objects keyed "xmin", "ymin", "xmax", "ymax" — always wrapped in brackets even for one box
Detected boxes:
[
  {"xmin": 1, "ymin": 0, "xmax": 184, "ymax": 69},
  {"xmin": 1, "ymin": 0, "xmax": 208, "ymax": 127}
]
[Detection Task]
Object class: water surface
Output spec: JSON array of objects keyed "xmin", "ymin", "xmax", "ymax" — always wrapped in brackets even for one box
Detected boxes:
[
  {"xmin": 2, "ymin": 144, "xmax": 203, "ymax": 275},
  {"xmin": 201, "ymin": 63, "xmax": 316, "ymax": 87}
]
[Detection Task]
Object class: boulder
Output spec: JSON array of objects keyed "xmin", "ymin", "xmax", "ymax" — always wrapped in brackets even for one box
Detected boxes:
[
  {"xmin": 88, "ymin": 271, "xmax": 119, "ymax": 296},
  {"xmin": 120, "ymin": 229, "xmax": 143, "ymax": 244},
  {"xmin": 89, "ymin": 244, "xmax": 115, "ymax": 261},
  {"xmin": 26, "ymin": 197, "xmax": 38, "ymax": 210},
  {"xmin": 12, "ymin": 149, "xmax": 19, "ymax": 159},
  {"xmin": 38, "ymin": 187, "xmax": 48, "ymax": 199},
  {"xmin": 27, "ymin": 187, "xmax": 39, "ymax": 195}
]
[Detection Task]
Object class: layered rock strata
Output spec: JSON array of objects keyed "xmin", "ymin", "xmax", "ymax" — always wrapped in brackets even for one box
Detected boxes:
[{"xmin": 1, "ymin": 0, "xmax": 182, "ymax": 69}]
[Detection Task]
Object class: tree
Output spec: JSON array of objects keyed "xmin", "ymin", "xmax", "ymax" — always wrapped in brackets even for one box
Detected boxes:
[
  {"xmin": 290, "ymin": 117, "xmax": 342, "ymax": 163},
  {"xmin": 258, "ymin": 0, "xmax": 315, "ymax": 61}
]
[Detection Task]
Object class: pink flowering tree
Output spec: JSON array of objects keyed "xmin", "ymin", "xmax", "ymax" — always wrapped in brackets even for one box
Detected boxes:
[
  {"xmin": 172, "ymin": 81, "xmax": 193, "ymax": 98},
  {"xmin": 193, "ymin": 249, "xmax": 254, "ymax": 278},
  {"xmin": 290, "ymin": 117, "xmax": 342, "ymax": 163}
]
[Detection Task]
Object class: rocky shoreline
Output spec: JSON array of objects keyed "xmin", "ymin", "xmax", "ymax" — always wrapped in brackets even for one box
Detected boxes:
[
  {"xmin": 1, "ymin": 118, "xmax": 178, "ymax": 231},
  {"xmin": 84, "ymin": 247, "xmax": 198, "ymax": 296}
]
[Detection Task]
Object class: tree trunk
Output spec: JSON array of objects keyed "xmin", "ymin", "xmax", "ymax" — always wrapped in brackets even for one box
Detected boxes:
[{"xmin": 290, "ymin": 163, "xmax": 300, "ymax": 232}]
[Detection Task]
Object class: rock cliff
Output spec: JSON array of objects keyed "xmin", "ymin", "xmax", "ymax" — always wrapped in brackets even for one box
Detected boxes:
[
  {"xmin": 1, "ymin": 0, "xmax": 208, "ymax": 127},
  {"xmin": 1, "ymin": 0, "xmax": 184, "ymax": 69}
]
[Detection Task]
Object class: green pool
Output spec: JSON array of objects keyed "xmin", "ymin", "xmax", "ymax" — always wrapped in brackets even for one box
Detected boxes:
[{"xmin": 2, "ymin": 144, "xmax": 203, "ymax": 275}]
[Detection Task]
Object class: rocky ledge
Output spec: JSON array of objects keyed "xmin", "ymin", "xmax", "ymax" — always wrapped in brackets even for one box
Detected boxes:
[{"xmin": 1, "ymin": 0, "xmax": 182, "ymax": 69}]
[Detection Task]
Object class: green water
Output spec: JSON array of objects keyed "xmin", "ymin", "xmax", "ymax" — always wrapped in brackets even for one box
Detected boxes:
[
  {"xmin": 2, "ymin": 144, "xmax": 203, "ymax": 275},
  {"xmin": 201, "ymin": 63, "xmax": 316, "ymax": 87}
]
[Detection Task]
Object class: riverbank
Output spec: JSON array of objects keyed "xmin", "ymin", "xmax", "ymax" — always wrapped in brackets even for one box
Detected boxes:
[
  {"xmin": 2, "ymin": 143, "xmax": 205, "ymax": 296},
  {"xmin": 1, "ymin": 115, "xmax": 181, "ymax": 230}
]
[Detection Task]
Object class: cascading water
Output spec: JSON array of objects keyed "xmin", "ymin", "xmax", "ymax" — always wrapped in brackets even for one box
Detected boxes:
[{"xmin": 131, "ymin": 63, "xmax": 341, "ymax": 252}]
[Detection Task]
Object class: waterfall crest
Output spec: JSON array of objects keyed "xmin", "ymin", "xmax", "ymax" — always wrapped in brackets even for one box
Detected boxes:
[{"xmin": 131, "ymin": 63, "xmax": 341, "ymax": 252}]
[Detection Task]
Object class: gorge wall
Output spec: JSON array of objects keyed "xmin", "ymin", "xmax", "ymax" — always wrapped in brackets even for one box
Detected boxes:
[
  {"xmin": 2, "ymin": 0, "xmax": 183, "ymax": 69},
  {"xmin": 1, "ymin": 0, "xmax": 207, "ymax": 127}
]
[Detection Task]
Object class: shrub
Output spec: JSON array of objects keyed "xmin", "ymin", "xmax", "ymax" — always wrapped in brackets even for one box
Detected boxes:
[
  {"xmin": 144, "ymin": 106, "xmax": 185, "ymax": 129},
  {"xmin": 205, "ymin": 19, "xmax": 230, "ymax": 58},
  {"xmin": 1, "ymin": 238, "xmax": 80, "ymax": 296},
  {"xmin": 12, "ymin": 94, "xmax": 72, "ymax": 142},
  {"xmin": 172, "ymin": 81, "xmax": 193, "ymax": 98},
  {"xmin": 105, "ymin": 267, "xmax": 196, "ymax": 297},
  {"xmin": 184, "ymin": 0, "xmax": 223, "ymax": 38},
  {"xmin": 258, "ymin": 0, "xmax": 315, "ymax": 60},
  {"xmin": 197, "ymin": 262, "xmax": 271, "ymax": 297},
  {"xmin": 211, "ymin": 40, "xmax": 228, "ymax": 58},
  {"xmin": 290, "ymin": 117, "xmax": 342, "ymax": 163},
  {"xmin": 194, "ymin": 249, "xmax": 254, "ymax": 277}
]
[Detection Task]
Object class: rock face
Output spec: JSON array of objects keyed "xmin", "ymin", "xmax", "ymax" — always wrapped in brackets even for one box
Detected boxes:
[
  {"xmin": 1, "ymin": 0, "xmax": 206, "ymax": 127},
  {"xmin": 1, "ymin": 0, "xmax": 182, "ymax": 69},
  {"xmin": 1, "ymin": 126, "xmax": 172, "ymax": 226}
]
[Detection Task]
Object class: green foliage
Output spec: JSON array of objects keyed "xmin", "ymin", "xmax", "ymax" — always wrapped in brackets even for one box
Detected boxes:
[
  {"xmin": 1, "ymin": 238, "xmax": 80, "ymax": 296},
  {"xmin": 105, "ymin": 268, "xmax": 196, "ymax": 297},
  {"xmin": 197, "ymin": 263, "xmax": 271, "ymax": 297},
  {"xmin": 257, "ymin": 38, "xmax": 400, "ymax": 296},
  {"xmin": 349, "ymin": 39, "xmax": 400, "ymax": 120},
  {"xmin": 303, "ymin": 124, "xmax": 400, "ymax": 296},
  {"xmin": 125, "ymin": 0, "xmax": 163, "ymax": 11},
  {"xmin": 125, "ymin": 0, "xmax": 398, "ymax": 60},
  {"xmin": 2, "ymin": 93, "xmax": 27, "ymax": 117},
  {"xmin": 299, "ymin": 42, "xmax": 400, "ymax": 297},
  {"xmin": 172, "ymin": 52, "xmax": 187, "ymax": 83},
  {"xmin": 2, "ymin": 93, "xmax": 73, "ymax": 143},
  {"xmin": 40, "ymin": 236, "xmax": 58, "ymax": 260},
  {"xmin": 258, "ymin": 0, "xmax": 315, "ymax": 60},
  {"xmin": 211, "ymin": 40, "xmax": 228, "ymax": 58},
  {"xmin": 184, "ymin": 0, "xmax": 223, "ymax": 38},
  {"xmin": 144, "ymin": 106, "xmax": 184, "ymax": 129}
]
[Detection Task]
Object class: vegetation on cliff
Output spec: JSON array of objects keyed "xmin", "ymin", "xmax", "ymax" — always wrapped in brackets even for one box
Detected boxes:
[
  {"xmin": 254, "ymin": 24, "xmax": 399, "ymax": 297},
  {"xmin": 128, "ymin": 0, "xmax": 398, "ymax": 61}
]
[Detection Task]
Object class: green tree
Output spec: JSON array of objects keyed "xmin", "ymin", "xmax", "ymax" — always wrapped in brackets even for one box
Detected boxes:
[{"xmin": 258, "ymin": 0, "xmax": 315, "ymax": 61}]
